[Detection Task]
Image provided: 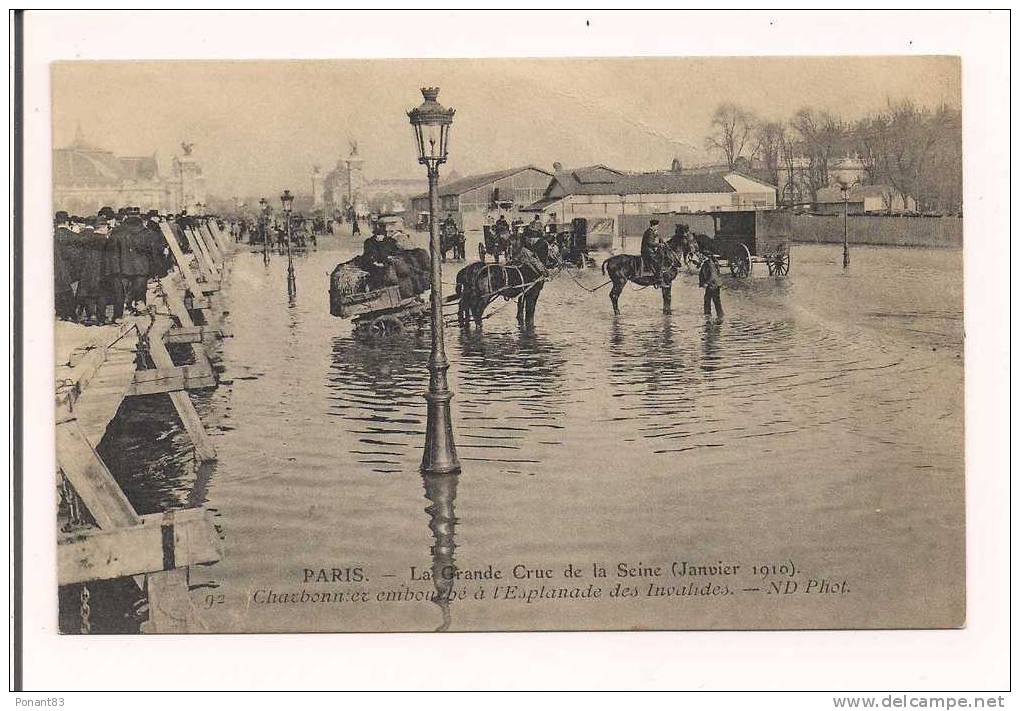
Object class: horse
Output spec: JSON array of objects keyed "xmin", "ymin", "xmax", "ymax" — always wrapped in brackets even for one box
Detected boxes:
[
  {"xmin": 455, "ymin": 241, "xmax": 555, "ymax": 328},
  {"xmin": 601, "ymin": 231, "xmax": 687, "ymax": 315},
  {"xmin": 674, "ymin": 223, "xmax": 703, "ymax": 270}
]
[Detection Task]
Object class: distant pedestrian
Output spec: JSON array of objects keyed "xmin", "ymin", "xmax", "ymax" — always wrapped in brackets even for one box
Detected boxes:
[{"xmin": 698, "ymin": 251, "xmax": 724, "ymax": 323}]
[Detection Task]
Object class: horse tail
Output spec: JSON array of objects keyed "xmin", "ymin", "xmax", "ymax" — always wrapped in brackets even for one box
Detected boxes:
[{"xmin": 601, "ymin": 258, "xmax": 608, "ymax": 275}]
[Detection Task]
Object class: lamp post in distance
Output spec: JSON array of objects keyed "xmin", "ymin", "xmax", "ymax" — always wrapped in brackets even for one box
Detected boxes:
[
  {"xmin": 281, "ymin": 189, "xmax": 296, "ymax": 295},
  {"xmin": 259, "ymin": 197, "xmax": 270, "ymax": 265}
]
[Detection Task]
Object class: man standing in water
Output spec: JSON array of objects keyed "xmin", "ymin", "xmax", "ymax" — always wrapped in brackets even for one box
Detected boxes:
[{"xmin": 698, "ymin": 251, "xmax": 724, "ymax": 323}]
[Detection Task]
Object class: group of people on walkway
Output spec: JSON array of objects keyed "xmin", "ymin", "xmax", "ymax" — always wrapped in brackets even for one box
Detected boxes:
[{"xmin": 53, "ymin": 206, "xmax": 206, "ymax": 326}]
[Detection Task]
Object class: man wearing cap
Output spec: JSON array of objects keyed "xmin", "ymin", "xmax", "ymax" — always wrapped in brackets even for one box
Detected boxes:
[
  {"xmin": 361, "ymin": 223, "xmax": 398, "ymax": 289},
  {"xmin": 641, "ymin": 218, "xmax": 666, "ymax": 286},
  {"xmin": 698, "ymin": 250, "xmax": 724, "ymax": 323}
]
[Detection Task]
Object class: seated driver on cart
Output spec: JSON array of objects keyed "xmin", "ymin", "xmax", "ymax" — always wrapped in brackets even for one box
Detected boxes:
[
  {"xmin": 442, "ymin": 214, "xmax": 458, "ymax": 236},
  {"xmin": 361, "ymin": 224, "xmax": 399, "ymax": 289},
  {"xmin": 524, "ymin": 215, "xmax": 545, "ymax": 248},
  {"xmin": 494, "ymin": 214, "xmax": 510, "ymax": 235}
]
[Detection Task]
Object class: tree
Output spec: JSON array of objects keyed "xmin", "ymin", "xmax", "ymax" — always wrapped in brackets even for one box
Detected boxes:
[
  {"xmin": 705, "ymin": 103, "xmax": 757, "ymax": 170},
  {"xmin": 852, "ymin": 114, "xmax": 891, "ymax": 186},
  {"xmin": 753, "ymin": 120, "xmax": 786, "ymax": 188},
  {"xmin": 789, "ymin": 108, "xmax": 847, "ymax": 202},
  {"xmin": 850, "ymin": 102, "xmax": 961, "ymax": 213}
]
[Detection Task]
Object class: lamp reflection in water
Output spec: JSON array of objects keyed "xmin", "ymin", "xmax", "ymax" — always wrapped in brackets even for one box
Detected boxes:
[{"xmin": 422, "ymin": 471, "xmax": 458, "ymax": 632}]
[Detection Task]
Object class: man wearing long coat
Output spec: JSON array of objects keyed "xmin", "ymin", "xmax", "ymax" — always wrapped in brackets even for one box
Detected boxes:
[
  {"xmin": 53, "ymin": 212, "xmax": 77, "ymax": 320},
  {"xmin": 117, "ymin": 214, "xmax": 152, "ymax": 313}
]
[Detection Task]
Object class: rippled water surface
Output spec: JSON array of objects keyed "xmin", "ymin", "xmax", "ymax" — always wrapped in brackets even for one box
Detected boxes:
[{"xmin": 102, "ymin": 237, "xmax": 964, "ymax": 632}]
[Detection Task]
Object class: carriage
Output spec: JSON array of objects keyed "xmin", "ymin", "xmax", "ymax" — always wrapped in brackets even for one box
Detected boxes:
[
  {"xmin": 694, "ymin": 209, "xmax": 793, "ymax": 278},
  {"xmin": 440, "ymin": 221, "xmax": 466, "ymax": 261},
  {"xmin": 328, "ymin": 250, "xmax": 430, "ymax": 340},
  {"xmin": 479, "ymin": 224, "xmax": 513, "ymax": 263},
  {"xmin": 552, "ymin": 217, "xmax": 596, "ymax": 268}
]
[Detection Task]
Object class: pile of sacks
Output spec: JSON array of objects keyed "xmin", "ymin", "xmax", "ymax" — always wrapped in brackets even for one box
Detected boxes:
[
  {"xmin": 389, "ymin": 248, "xmax": 431, "ymax": 299},
  {"xmin": 331, "ymin": 264, "xmax": 369, "ymax": 295}
]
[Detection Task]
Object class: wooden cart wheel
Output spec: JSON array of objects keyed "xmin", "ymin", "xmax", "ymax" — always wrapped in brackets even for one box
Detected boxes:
[
  {"xmin": 771, "ymin": 248, "xmax": 790, "ymax": 277},
  {"xmin": 729, "ymin": 244, "xmax": 752, "ymax": 278},
  {"xmin": 367, "ymin": 314, "xmax": 404, "ymax": 340}
]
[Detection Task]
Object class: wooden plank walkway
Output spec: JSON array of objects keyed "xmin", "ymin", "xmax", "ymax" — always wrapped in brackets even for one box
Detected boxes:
[{"xmin": 56, "ymin": 322, "xmax": 142, "ymax": 446}]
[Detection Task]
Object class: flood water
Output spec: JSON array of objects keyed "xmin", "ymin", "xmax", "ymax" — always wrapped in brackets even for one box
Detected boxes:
[{"xmin": 97, "ymin": 235, "xmax": 964, "ymax": 633}]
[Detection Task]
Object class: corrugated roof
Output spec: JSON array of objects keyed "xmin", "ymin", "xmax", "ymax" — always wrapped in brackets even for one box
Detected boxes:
[
  {"xmin": 412, "ymin": 165, "xmax": 553, "ymax": 200},
  {"xmin": 549, "ymin": 170, "xmax": 737, "ymax": 197},
  {"xmin": 521, "ymin": 196, "xmax": 564, "ymax": 212}
]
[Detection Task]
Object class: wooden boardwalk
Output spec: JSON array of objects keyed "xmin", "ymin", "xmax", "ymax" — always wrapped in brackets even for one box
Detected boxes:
[{"xmin": 55, "ymin": 218, "xmax": 235, "ymax": 634}]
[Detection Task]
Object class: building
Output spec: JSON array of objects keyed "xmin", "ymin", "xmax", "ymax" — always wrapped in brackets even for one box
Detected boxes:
[
  {"xmin": 53, "ymin": 132, "xmax": 175, "ymax": 215},
  {"xmin": 814, "ymin": 184, "xmax": 916, "ymax": 214},
  {"xmin": 522, "ymin": 165, "xmax": 778, "ymax": 248},
  {"xmin": 322, "ymin": 143, "xmax": 368, "ymax": 217},
  {"xmin": 310, "ymin": 165, "xmax": 324, "ymax": 210},
  {"xmin": 363, "ymin": 177, "xmax": 428, "ymax": 215},
  {"xmin": 168, "ymin": 142, "xmax": 207, "ymax": 215},
  {"xmin": 409, "ymin": 165, "xmax": 554, "ymax": 231}
]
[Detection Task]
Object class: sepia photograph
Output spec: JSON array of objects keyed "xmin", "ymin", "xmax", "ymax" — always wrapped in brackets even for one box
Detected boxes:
[{"xmin": 47, "ymin": 53, "xmax": 966, "ymax": 636}]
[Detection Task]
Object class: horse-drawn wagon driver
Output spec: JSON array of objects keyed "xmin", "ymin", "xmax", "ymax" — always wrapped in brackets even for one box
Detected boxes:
[
  {"xmin": 525, "ymin": 214, "xmax": 545, "ymax": 244},
  {"xmin": 442, "ymin": 213, "xmax": 458, "ymax": 235},
  {"xmin": 361, "ymin": 223, "xmax": 399, "ymax": 289},
  {"xmin": 641, "ymin": 218, "xmax": 667, "ymax": 286},
  {"xmin": 494, "ymin": 213, "xmax": 510, "ymax": 235}
]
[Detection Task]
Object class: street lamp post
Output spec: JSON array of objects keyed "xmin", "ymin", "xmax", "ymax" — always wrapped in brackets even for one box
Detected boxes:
[
  {"xmin": 838, "ymin": 181, "xmax": 851, "ymax": 270},
  {"xmin": 408, "ymin": 86, "xmax": 460, "ymax": 475},
  {"xmin": 259, "ymin": 197, "xmax": 270, "ymax": 265},
  {"xmin": 281, "ymin": 189, "xmax": 296, "ymax": 295}
]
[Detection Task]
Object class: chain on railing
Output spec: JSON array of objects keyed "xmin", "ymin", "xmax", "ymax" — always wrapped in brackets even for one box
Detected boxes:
[
  {"xmin": 79, "ymin": 584, "xmax": 92, "ymax": 635},
  {"xmin": 59, "ymin": 472, "xmax": 96, "ymax": 634}
]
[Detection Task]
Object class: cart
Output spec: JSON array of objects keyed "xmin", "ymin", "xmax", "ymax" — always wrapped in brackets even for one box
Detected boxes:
[
  {"xmin": 554, "ymin": 217, "xmax": 596, "ymax": 268},
  {"xmin": 479, "ymin": 225, "xmax": 512, "ymax": 263},
  {"xmin": 329, "ymin": 259, "xmax": 428, "ymax": 340},
  {"xmin": 440, "ymin": 222, "xmax": 466, "ymax": 261},
  {"xmin": 695, "ymin": 209, "xmax": 792, "ymax": 278}
]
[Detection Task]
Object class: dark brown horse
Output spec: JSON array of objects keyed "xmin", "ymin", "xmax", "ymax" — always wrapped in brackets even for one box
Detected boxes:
[
  {"xmin": 455, "ymin": 241, "xmax": 554, "ymax": 328},
  {"xmin": 601, "ymin": 231, "xmax": 687, "ymax": 315}
]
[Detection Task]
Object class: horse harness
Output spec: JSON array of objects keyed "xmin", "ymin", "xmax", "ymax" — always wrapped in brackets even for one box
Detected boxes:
[{"xmin": 479, "ymin": 263, "xmax": 546, "ymax": 308}]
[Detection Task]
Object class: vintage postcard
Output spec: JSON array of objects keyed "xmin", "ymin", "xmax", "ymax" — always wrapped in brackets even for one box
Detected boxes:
[{"xmin": 49, "ymin": 54, "xmax": 963, "ymax": 636}]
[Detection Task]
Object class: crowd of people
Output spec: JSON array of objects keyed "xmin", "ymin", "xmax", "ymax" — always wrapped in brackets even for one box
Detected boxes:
[{"xmin": 53, "ymin": 206, "xmax": 212, "ymax": 326}]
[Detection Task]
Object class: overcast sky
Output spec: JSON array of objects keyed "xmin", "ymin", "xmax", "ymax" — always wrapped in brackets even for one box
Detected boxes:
[{"xmin": 52, "ymin": 56, "xmax": 960, "ymax": 199}]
